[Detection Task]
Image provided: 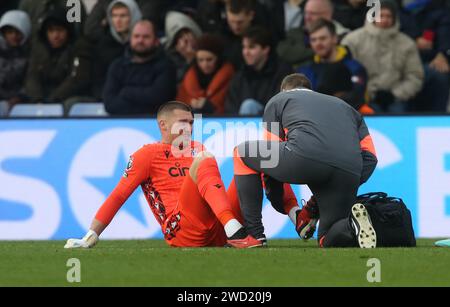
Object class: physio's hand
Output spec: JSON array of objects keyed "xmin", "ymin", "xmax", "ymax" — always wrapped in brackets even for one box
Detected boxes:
[{"xmin": 64, "ymin": 230, "xmax": 99, "ymax": 249}]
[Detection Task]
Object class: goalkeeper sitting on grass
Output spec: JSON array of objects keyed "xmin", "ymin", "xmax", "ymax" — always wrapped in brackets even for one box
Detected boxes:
[{"xmin": 65, "ymin": 101, "xmax": 312, "ymax": 249}]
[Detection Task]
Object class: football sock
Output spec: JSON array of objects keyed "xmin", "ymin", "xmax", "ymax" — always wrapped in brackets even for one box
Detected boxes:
[
  {"xmin": 289, "ymin": 207, "xmax": 301, "ymax": 224},
  {"xmin": 196, "ymin": 157, "xmax": 243, "ymax": 237}
]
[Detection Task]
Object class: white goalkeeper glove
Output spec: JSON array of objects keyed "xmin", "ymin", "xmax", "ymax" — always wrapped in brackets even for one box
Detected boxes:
[{"xmin": 64, "ymin": 230, "xmax": 99, "ymax": 249}]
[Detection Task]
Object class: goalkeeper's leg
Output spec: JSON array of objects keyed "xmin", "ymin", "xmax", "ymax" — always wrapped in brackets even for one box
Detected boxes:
[{"xmin": 166, "ymin": 152, "xmax": 262, "ymax": 248}]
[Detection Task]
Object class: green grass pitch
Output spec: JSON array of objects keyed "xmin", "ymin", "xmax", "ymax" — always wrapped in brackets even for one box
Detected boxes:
[{"xmin": 0, "ymin": 239, "xmax": 448, "ymax": 287}]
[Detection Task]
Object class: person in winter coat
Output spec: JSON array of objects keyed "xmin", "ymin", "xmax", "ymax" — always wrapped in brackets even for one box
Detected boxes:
[
  {"xmin": 164, "ymin": 11, "xmax": 202, "ymax": 84},
  {"xmin": 83, "ymin": 0, "xmax": 166, "ymax": 41},
  {"xmin": 176, "ymin": 34, "xmax": 235, "ymax": 114},
  {"xmin": 341, "ymin": 0, "xmax": 424, "ymax": 112},
  {"xmin": 103, "ymin": 20, "xmax": 176, "ymax": 115},
  {"xmin": 404, "ymin": 0, "xmax": 450, "ymax": 112},
  {"xmin": 277, "ymin": 0, "xmax": 349, "ymax": 67},
  {"xmin": 24, "ymin": 7, "xmax": 83, "ymax": 103},
  {"xmin": 297, "ymin": 19, "xmax": 372, "ymax": 114},
  {"xmin": 225, "ymin": 26, "xmax": 293, "ymax": 115},
  {"xmin": 68, "ymin": 0, "xmax": 143, "ymax": 104},
  {"xmin": 0, "ymin": 10, "xmax": 31, "ymax": 115},
  {"xmin": 19, "ymin": 0, "xmax": 86, "ymax": 40}
]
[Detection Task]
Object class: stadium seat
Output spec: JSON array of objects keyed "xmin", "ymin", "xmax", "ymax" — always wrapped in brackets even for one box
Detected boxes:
[
  {"xmin": 9, "ymin": 104, "xmax": 64, "ymax": 117},
  {"xmin": 0, "ymin": 101, "xmax": 9, "ymax": 117},
  {"xmin": 68, "ymin": 103, "xmax": 108, "ymax": 117}
]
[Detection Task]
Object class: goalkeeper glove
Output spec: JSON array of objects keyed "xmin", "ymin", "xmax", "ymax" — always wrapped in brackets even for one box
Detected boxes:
[{"xmin": 64, "ymin": 230, "xmax": 99, "ymax": 249}]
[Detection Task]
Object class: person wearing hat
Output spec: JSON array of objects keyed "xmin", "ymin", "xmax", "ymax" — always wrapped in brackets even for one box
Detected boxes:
[
  {"xmin": 63, "ymin": 0, "xmax": 143, "ymax": 108},
  {"xmin": 0, "ymin": 10, "xmax": 31, "ymax": 116},
  {"xmin": 176, "ymin": 34, "xmax": 235, "ymax": 114},
  {"xmin": 24, "ymin": 6, "xmax": 83, "ymax": 103},
  {"xmin": 19, "ymin": 0, "xmax": 86, "ymax": 41},
  {"xmin": 342, "ymin": 0, "xmax": 424, "ymax": 113},
  {"xmin": 165, "ymin": 11, "xmax": 202, "ymax": 84}
]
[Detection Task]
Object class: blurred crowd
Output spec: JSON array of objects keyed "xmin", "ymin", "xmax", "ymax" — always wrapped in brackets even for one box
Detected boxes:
[{"xmin": 0, "ymin": 0, "xmax": 450, "ymax": 117}]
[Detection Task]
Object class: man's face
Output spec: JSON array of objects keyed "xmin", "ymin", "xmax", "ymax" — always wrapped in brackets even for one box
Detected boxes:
[
  {"xmin": 130, "ymin": 23, "xmax": 159, "ymax": 56},
  {"xmin": 304, "ymin": 0, "xmax": 333, "ymax": 31},
  {"xmin": 242, "ymin": 37, "xmax": 270, "ymax": 68},
  {"xmin": 160, "ymin": 109, "xmax": 194, "ymax": 146},
  {"xmin": 374, "ymin": 8, "xmax": 394, "ymax": 29},
  {"xmin": 226, "ymin": 10, "xmax": 254, "ymax": 36},
  {"xmin": 310, "ymin": 27, "xmax": 337, "ymax": 58},
  {"xmin": 47, "ymin": 25, "xmax": 68, "ymax": 49},
  {"xmin": 111, "ymin": 6, "xmax": 131, "ymax": 34},
  {"xmin": 2, "ymin": 26, "xmax": 23, "ymax": 47},
  {"xmin": 196, "ymin": 50, "xmax": 218, "ymax": 75}
]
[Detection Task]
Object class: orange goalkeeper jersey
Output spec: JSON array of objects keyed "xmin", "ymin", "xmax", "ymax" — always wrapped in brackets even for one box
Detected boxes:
[{"xmin": 95, "ymin": 141, "xmax": 205, "ymax": 227}]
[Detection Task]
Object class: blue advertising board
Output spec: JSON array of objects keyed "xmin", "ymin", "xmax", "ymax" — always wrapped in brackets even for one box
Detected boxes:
[{"xmin": 0, "ymin": 116, "xmax": 449, "ymax": 240}]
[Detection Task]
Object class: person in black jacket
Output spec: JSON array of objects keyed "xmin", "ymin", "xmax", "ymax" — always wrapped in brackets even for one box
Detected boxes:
[
  {"xmin": 225, "ymin": 26, "xmax": 293, "ymax": 115},
  {"xmin": 204, "ymin": 0, "xmax": 272, "ymax": 69},
  {"xmin": 403, "ymin": 0, "xmax": 450, "ymax": 112},
  {"xmin": 19, "ymin": 0, "xmax": 86, "ymax": 41},
  {"xmin": 0, "ymin": 10, "xmax": 31, "ymax": 114},
  {"xmin": 103, "ymin": 20, "xmax": 176, "ymax": 115},
  {"xmin": 24, "ymin": 7, "xmax": 83, "ymax": 103}
]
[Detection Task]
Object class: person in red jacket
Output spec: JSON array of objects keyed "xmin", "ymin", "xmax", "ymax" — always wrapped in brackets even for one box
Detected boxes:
[{"xmin": 176, "ymin": 34, "xmax": 235, "ymax": 114}]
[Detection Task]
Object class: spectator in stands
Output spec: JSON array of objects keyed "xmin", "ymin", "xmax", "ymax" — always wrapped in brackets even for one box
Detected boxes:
[
  {"xmin": 176, "ymin": 34, "xmax": 235, "ymax": 114},
  {"xmin": 298, "ymin": 19, "xmax": 372, "ymax": 113},
  {"xmin": 83, "ymin": 0, "xmax": 165, "ymax": 41},
  {"xmin": 0, "ymin": 10, "xmax": 31, "ymax": 115},
  {"xmin": 303, "ymin": 0, "xmax": 350, "ymax": 36},
  {"xmin": 196, "ymin": 0, "xmax": 228, "ymax": 34},
  {"xmin": 221, "ymin": 0, "xmax": 263, "ymax": 68},
  {"xmin": 81, "ymin": 0, "xmax": 99, "ymax": 15},
  {"xmin": 19, "ymin": 0, "xmax": 86, "ymax": 41},
  {"xmin": 165, "ymin": 11, "xmax": 202, "ymax": 84},
  {"xmin": 332, "ymin": 0, "xmax": 369, "ymax": 31},
  {"xmin": 225, "ymin": 26, "xmax": 293, "ymax": 115},
  {"xmin": 266, "ymin": 0, "xmax": 306, "ymax": 42},
  {"xmin": 103, "ymin": 20, "xmax": 176, "ymax": 115},
  {"xmin": 24, "ymin": 7, "xmax": 83, "ymax": 103},
  {"xmin": 342, "ymin": 0, "xmax": 424, "ymax": 113},
  {"xmin": 277, "ymin": 0, "xmax": 349, "ymax": 67},
  {"xmin": 197, "ymin": 0, "xmax": 270, "ymax": 36},
  {"xmin": 69, "ymin": 0, "xmax": 142, "ymax": 105},
  {"xmin": 404, "ymin": 0, "xmax": 450, "ymax": 112}
]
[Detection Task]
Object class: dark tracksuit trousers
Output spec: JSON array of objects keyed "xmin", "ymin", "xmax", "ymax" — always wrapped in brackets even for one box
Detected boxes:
[{"xmin": 236, "ymin": 140, "xmax": 359, "ymax": 247}]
